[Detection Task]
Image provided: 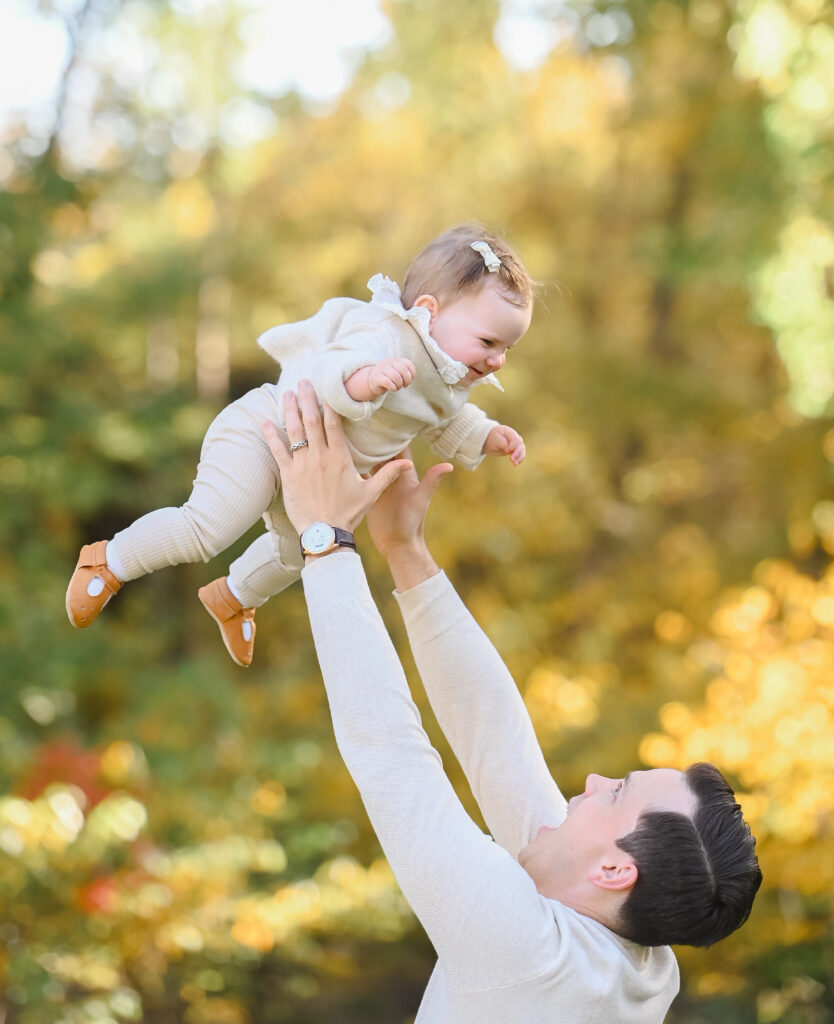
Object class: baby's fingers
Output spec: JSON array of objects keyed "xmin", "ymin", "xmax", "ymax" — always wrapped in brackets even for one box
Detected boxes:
[
  {"xmin": 496, "ymin": 430, "xmax": 514, "ymax": 453},
  {"xmin": 507, "ymin": 428, "xmax": 526, "ymax": 465},
  {"xmin": 385, "ymin": 367, "xmax": 411, "ymax": 391}
]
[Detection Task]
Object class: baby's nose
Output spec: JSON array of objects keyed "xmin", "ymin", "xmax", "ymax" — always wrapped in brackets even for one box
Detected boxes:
[{"xmin": 486, "ymin": 352, "xmax": 505, "ymax": 369}]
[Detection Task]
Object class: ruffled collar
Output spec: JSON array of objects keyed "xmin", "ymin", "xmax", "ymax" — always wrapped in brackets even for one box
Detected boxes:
[{"xmin": 367, "ymin": 274, "xmax": 503, "ymax": 391}]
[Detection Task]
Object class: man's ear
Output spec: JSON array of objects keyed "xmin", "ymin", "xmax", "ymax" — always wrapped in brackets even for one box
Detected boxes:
[
  {"xmin": 413, "ymin": 294, "xmax": 439, "ymax": 328},
  {"xmin": 587, "ymin": 857, "xmax": 638, "ymax": 893}
]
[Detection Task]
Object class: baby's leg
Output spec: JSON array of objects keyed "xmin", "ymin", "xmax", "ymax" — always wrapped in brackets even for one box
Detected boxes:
[
  {"xmin": 228, "ymin": 526, "xmax": 303, "ymax": 609},
  {"xmin": 110, "ymin": 390, "xmax": 283, "ymax": 581},
  {"xmin": 198, "ymin": 492, "xmax": 303, "ymax": 667}
]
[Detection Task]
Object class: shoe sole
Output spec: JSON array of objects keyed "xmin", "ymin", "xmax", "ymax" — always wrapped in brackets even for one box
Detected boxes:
[{"xmin": 66, "ymin": 579, "xmax": 112, "ymax": 629}]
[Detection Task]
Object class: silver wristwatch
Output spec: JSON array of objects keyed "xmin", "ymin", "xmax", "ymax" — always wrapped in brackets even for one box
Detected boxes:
[{"xmin": 299, "ymin": 522, "xmax": 357, "ymax": 557}]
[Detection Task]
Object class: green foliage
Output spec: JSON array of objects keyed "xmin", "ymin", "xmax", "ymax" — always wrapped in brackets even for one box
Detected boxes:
[{"xmin": 2, "ymin": 0, "xmax": 833, "ymax": 1020}]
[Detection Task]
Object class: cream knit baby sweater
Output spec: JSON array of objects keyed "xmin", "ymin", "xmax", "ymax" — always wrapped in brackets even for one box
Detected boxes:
[
  {"xmin": 106, "ymin": 278, "xmax": 503, "ymax": 595},
  {"xmin": 258, "ymin": 275, "xmax": 501, "ymax": 472},
  {"xmin": 302, "ymin": 554, "xmax": 680, "ymax": 1023}
]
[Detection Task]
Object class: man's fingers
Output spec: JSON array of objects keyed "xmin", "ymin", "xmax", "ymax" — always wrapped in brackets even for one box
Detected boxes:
[
  {"xmin": 413, "ymin": 463, "xmax": 453, "ymax": 510},
  {"xmin": 263, "ymin": 419, "xmax": 290, "ymax": 471},
  {"xmin": 297, "ymin": 380, "xmax": 325, "ymax": 446},
  {"xmin": 282, "ymin": 389, "xmax": 305, "ymax": 444},
  {"xmin": 420, "ymin": 462, "xmax": 454, "ymax": 498},
  {"xmin": 367, "ymin": 458, "xmax": 414, "ymax": 500},
  {"xmin": 321, "ymin": 400, "xmax": 346, "ymax": 448},
  {"xmin": 369, "ymin": 449, "xmax": 416, "ymax": 478}
]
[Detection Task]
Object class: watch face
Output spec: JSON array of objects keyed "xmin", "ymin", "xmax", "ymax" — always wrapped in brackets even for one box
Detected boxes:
[{"xmin": 302, "ymin": 522, "xmax": 336, "ymax": 554}]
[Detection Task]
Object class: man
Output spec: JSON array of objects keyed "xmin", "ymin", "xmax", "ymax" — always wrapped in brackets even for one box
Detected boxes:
[{"xmin": 264, "ymin": 381, "xmax": 762, "ymax": 1023}]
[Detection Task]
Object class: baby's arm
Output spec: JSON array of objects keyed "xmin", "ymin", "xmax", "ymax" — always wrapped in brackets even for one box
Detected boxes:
[
  {"xmin": 483, "ymin": 424, "xmax": 526, "ymax": 466},
  {"xmin": 422, "ymin": 409, "xmax": 525, "ymax": 469},
  {"xmin": 421, "ymin": 405, "xmax": 495, "ymax": 470},
  {"xmin": 344, "ymin": 358, "xmax": 416, "ymax": 402},
  {"xmin": 313, "ymin": 315, "xmax": 414, "ymax": 420}
]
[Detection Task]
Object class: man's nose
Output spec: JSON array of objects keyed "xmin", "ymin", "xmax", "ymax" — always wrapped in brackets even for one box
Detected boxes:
[{"xmin": 585, "ymin": 773, "xmax": 611, "ymax": 795}]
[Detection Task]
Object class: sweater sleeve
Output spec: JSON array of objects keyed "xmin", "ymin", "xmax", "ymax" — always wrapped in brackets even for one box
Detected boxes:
[
  {"xmin": 311, "ymin": 316, "xmax": 396, "ymax": 422},
  {"xmin": 420, "ymin": 403, "xmax": 497, "ymax": 470},
  {"xmin": 395, "ymin": 571, "xmax": 567, "ymax": 857},
  {"xmin": 302, "ymin": 552, "xmax": 563, "ymax": 991}
]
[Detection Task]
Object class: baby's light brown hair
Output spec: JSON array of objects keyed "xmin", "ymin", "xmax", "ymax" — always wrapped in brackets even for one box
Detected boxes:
[{"xmin": 402, "ymin": 223, "xmax": 533, "ymax": 310}]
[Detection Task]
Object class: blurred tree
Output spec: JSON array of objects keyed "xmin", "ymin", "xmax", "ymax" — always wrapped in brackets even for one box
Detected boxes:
[{"xmin": 1, "ymin": 0, "xmax": 833, "ymax": 1021}]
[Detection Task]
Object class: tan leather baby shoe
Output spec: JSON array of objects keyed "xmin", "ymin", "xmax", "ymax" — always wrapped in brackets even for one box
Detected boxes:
[
  {"xmin": 198, "ymin": 577, "xmax": 256, "ymax": 667},
  {"xmin": 66, "ymin": 540, "xmax": 124, "ymax": 628}
]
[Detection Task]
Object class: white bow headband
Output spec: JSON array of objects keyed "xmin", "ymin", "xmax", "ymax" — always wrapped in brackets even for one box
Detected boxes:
[{"xmin": 471, "ymin": 241, "xmax": 502, "ymax": 273}]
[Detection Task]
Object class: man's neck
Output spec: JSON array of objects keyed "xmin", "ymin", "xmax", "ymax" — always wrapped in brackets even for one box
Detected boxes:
[{"xmin": 536, "ymin": 878, "xmax": 625, "ymax": 935}]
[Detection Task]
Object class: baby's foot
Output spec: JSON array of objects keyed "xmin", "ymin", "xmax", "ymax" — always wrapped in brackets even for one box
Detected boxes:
[
  {"xmin": 66, "ymin": 540, "xmax": 124, "ymax": 628},
  {"xmin": 198, "ymin": 577, "xmax": 256, "ymax": 667}
]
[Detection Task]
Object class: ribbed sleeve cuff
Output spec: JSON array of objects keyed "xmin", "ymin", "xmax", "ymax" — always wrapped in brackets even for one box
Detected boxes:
[
  {"xmin": 314, "ymin": 359, "xmax": 386, "ymax": 422},
  {"xmin": 430, "ymin": 407, "xmax": 496, "ymax": 470},
  {"xmin": 393, "ymin": 568, "xmax": 448, "ymax": 606},
  {"xmin": 301, "ymin": 548, "xmax": 362, "ymax": 591}
]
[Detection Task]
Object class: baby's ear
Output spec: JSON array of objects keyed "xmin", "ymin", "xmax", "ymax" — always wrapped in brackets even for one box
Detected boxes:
[{"xmin": 413, "ymin": 294, "xmax": 439, "ymax": 324}]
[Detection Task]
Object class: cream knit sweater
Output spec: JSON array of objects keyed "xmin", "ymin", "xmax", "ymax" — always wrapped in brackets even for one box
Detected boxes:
[
  {"xmin": 109, "ymin": 278, "xmax": 501, "ymax": 591},
  {"xmin": 258, "ymin": 275, "xmax": 501, "ymax": 472},
  {"xmin": 302, "ymin": 553, "xmax": 680, "ymax": 1023}
]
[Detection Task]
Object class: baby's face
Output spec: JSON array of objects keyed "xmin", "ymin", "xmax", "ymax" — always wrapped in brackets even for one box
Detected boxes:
[{"xmin": 419, "ymin": 278, "xmax": 532, "ymax": 385}]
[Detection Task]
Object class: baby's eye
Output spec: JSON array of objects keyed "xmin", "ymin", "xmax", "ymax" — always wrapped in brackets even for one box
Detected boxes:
[
  {"xmin": 481, "ymin": 338, "xmax": 495, "ymax": 347},
  {"xmin": 612, "ymin": 782, "xmax": 624, "ymax": 801}
]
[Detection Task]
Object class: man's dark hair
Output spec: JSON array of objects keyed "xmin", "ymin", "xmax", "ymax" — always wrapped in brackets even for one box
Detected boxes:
[{"xmin": 614, "ymin": 762, "xmax": 762, "ymax": 947}]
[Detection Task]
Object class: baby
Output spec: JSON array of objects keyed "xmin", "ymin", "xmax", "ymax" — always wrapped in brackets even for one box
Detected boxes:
[{"xmin": 66, "ymin": 224, "xmax": 534, "ymax": 665}]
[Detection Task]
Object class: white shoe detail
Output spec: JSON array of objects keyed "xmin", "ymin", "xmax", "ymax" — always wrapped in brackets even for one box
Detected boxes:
[
  {"xmin": 227, "ymin": 576, "xmax": 245, "ymax": 604},
  {"xmin": 87, "ymin": 577, "xmax": 106, "ymax": 597},
  {"xmin": 104, "ymin": 540, "xmax": 127, "ymax": 582},
  {"xmin": 242, "ymin": 621, "xmax": 253, "ymax": 642}
]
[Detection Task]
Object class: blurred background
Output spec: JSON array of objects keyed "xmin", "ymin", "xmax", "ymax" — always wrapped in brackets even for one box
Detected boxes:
[{"xmin": 1, "ymin": 0, "xmax": 833, "ymax": 1021}]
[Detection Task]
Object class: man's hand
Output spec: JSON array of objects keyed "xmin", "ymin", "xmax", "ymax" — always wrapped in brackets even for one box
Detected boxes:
[
  {"xmin": 367, "ymin": 452, "xmax": 454, "ymax": 558},
  {"xmin": 366, "ymin": 453, "xmax": 453, "ymax": 592},
  {"xmin": 345, "ymin": 358, "xmax": 416, "ymax": 401},
  {"xmin": 483, "ymin": 424, "xmax": 526, "ymax": 466},
  {"xmin": 263, "ymin": 380, "xmax": 412, "ymax": 536}
]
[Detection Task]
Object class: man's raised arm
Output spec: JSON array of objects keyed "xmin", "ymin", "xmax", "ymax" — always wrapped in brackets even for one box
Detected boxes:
[
  {"xmin": 261, "ymin": 385, "xmax": 563, "ymax": 992},
  {"xmin": 366, "ymin": 467, "xmax": 567, "ymax": 858}
]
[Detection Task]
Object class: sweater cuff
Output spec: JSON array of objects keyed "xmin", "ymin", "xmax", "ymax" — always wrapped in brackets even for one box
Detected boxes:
[
  {"xmin": 429, "ymin": 406, "xmax": 496, "ymax": 470},
  {"xmin": 301, "ymin": 548, "xmax": 362, "ymax": 590},
  {"xmin": 455, "ymin": 415, "xmax": 497, "ymax": 469},
  {"xmin": 394, "ymin": 570, "xmax": 459, "ymax": 640},
  {"xmin": 314, "ymin": 357, "xmax": 386, "ymax": 422}
]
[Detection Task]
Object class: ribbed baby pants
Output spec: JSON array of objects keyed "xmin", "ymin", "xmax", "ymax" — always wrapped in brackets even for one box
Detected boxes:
[{"xmin": 110, "ymin": 384, "xmax": 304, "ymax": 607}]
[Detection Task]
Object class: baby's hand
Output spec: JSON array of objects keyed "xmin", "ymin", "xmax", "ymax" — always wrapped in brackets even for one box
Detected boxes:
[
  {"xmin": 366, "ymin": 358, "xmax": 416, "ymax": 395},
  {"xmin": 483, "ymin": 424, "xmax": 526, "ymax": 466},
  {"xmin": 344, "ymin": 358, "xmax": 417, "ymax": 402}
]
